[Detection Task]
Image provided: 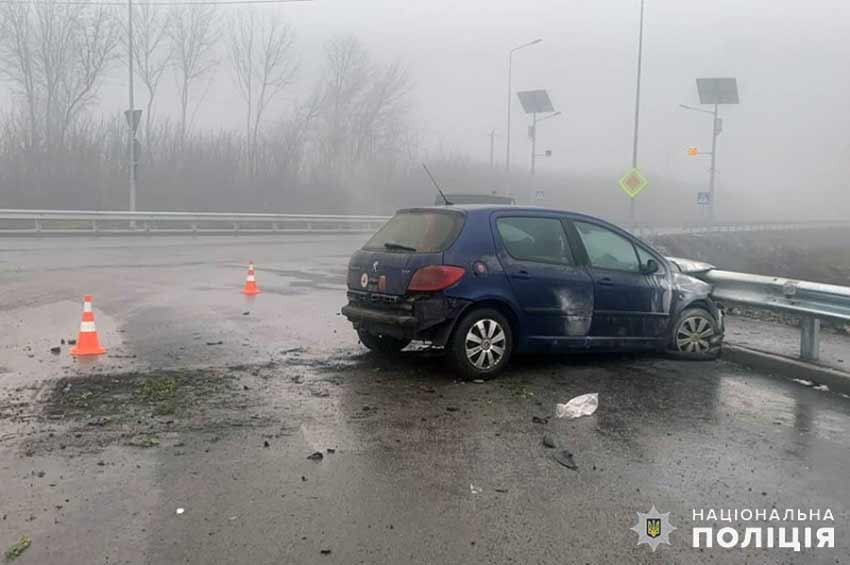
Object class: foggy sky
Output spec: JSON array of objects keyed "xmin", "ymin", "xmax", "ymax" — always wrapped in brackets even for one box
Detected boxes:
[{"xmin": 11, "ymin": 0, "xmax": 850, "ymax": 218}]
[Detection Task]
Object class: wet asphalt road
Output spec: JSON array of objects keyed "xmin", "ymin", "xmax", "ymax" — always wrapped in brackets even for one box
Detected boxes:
[{"xmin": 1, "ymin": 236, "xmax": 849, "ymax": 564}]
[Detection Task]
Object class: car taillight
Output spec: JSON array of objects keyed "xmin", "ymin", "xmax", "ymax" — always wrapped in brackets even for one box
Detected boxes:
[{"xmin": 407, "ymin": 265, "xmax": 465, "ymax": 292}]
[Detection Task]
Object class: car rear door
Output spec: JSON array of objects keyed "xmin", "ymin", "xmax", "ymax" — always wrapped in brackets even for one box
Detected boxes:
[
  {"xmin": 566, "ymin": 220, "xmax": 670, "ymax": 340},
  {"xmin": 492, "ymin": 213, "xmax": 593, "ymax": 344}
]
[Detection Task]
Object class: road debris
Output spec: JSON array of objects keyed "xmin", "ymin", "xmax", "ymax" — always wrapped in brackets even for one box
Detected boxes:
[
  {"xmin": 792, "ymin": 378, "xmax": 815, "ymax": 387},
  {"xmin": 531, "ymin": 416, "xmax": 548, "ymax": 425},
  {"xmin": 4, "ymin": 536, "xmax": 31, "ymax": 561},
  {"xmin": 176, "ymin": 508, "xmax": 185, "ymax": 515},
  {"xmin": 542, "ymin": 434, "xmax": 556, "ymax": 448},
  {"xmin": 307, "ymin": 451, "xmax": 324, "ymax": 461},
  {"xmin": 556, "ymin": 393, "xmax": 598, "ymax": 419},
  {"xmin": 50, "ymin": 346, "xmax": 61, "ymax": 354},
  {"xmin": 206, "ymin": 341, "xmax": 224, "ymax": 346},
  {"xmin": 129, "ymin": 435, "xmax": 160, "ymax": 448},
  {"xmin": 814, "ymin": 384, "xmax": 829, "ymax": 392},
  {"xmin": 553, "ymin": 449, "xmax": 578, "ymax": 470},
  {"xmin": 263, "ymin": 440, "xmax": 270, "ymax": 448},
  {"xmin": 320, "ymin": 549, "xmax": 332, "ymax": 555},
  {"xmin": 469, "ymin": 483, "xmax": 482, "ymax": 494}
]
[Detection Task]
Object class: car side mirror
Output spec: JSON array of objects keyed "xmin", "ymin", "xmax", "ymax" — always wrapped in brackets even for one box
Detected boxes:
[{"xmin": 641, "ymin": 258, "xmax": 659, "ymax": 274}]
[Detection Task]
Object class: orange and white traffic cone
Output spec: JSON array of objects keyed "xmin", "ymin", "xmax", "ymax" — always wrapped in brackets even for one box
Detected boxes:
[
  {"xmin": 241, "ymin": 260, "xmax": 260, "ymax": 295},
  {"xmin": 70, "ymin": 295, "xmax": 106, "ymax": 356}
]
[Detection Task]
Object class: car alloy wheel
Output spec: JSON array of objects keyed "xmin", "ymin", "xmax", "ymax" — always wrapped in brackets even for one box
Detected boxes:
[
  {"xmin": 675, "ymin": 312, "xmax": 715, "ymax": 354},
  {"xmin": 464, "ymin": 318, "xmax": 507, "ymax": 370}
]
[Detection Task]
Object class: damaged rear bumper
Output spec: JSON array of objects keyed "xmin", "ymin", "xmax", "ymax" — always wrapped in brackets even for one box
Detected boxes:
[{"xmin": 341, "ymin": 291, "xmax": 470, "ymax": 345}]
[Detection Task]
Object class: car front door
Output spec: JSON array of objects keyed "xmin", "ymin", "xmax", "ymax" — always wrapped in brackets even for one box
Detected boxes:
[
  {"xmin": 493, "ymin": 214, "xmax": 594, "ymax": 345},
  {"xmin": 568, "ymin": 220, "xmax": 671, "ymax": 340}
]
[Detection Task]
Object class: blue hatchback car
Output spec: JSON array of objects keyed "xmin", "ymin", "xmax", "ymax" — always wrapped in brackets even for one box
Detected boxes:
[{"xmin": 342, "ymin": 206, "xmax": 723, "ymax": 378}]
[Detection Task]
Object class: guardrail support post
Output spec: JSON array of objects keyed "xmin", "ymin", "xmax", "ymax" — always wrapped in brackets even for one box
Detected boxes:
[{"xmin": 800, "ymin": 316, "xmax": 820, "ymax": 361}]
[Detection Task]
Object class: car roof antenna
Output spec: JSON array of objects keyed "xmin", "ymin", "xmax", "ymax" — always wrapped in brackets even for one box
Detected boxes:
[{"xmin": 422, "ymin": 164, "xmax": 453, "ymax": 205}]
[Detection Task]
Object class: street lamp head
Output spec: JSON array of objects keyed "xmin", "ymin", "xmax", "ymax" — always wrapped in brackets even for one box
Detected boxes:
[{"xmin": 512, "ymin": 38, "xmax": 543, "ymax": 52}]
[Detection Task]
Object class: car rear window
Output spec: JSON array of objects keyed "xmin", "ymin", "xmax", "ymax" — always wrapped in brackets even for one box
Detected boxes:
[{"xmin": 364, "ymin": 210, "xmax": 464, "ymax": 253}]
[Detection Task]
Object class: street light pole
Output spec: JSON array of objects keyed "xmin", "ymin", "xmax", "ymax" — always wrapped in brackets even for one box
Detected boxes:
[
  {"xmin": 127, "ymin": 0, "xmax": 137, "ymax": 213},
  {"xmin": 680, "ymin": 103, "xmax": 721, "ymax": 223},
  {"xmin": 529, "ymin": 110, "xmax": 561, "ymax": 176},
  {"xmin": 489, "ymin": 129, "xmax": 496, "ymax": 168},
  {"xmin": 505, "ymin": 39, "xmax": 542, "ymax": 175},
  {"xmin": 629, "ymin": 0, "xmax": 645, "ymax": 224},
  {"xmin": 708, "ymin": 103, "xmax": 718, "ymax": 222},
  {"xmin": 530, "ymin": 113, "xmax": 537, "ymax": 176}
]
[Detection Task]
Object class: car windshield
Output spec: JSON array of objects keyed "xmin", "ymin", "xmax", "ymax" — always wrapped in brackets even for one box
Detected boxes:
[{"xmin": 363, "ymin": 210, "xmax": 464, "ymax": 253}]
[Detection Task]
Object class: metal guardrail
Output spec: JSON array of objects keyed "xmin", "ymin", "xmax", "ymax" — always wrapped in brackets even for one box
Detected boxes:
[
  {"xmin": 1, "ymin": 208, "xmax": 848, "ymax": 237},
  {"xmin": 630, "ymin": 220, "xmax": 850, "ymax": 238},
  {"xmin": 696, "ymin": 270, "xmax": 850, "ymax": 362},
  {"xmin": 0, "ymin": 209, "xmax": 390, "ymax": 235}
]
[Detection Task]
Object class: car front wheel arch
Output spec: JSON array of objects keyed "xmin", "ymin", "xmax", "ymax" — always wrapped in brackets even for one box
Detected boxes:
[{"xmin": 668, "ymin": 306, "xmax": 722, "ymax": 360}]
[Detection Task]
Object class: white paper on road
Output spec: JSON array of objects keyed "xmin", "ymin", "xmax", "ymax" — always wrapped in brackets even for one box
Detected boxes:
[{"xmin": 556, "ymin": 393, "xmax": 599, "ymax": 419}]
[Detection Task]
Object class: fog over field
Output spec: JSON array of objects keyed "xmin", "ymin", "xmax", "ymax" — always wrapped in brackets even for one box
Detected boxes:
[{"xmin": 0, "ymin": 0, "xmax": 848, "ymax": 223}]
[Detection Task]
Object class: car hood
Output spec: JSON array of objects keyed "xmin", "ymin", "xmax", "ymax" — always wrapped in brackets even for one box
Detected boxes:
[{"xmin": 666, "ymin": 256, "xmax": 715, "ymax": 274}]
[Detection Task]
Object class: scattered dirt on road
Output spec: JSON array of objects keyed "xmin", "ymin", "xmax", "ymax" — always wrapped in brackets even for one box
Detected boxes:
[
  {"xmin": 48, "ymin": 369, "xmax": 234, "ymax": 420},
  {"xmin": 4, "ymin": 367, "xmax": 276, "ymax": 456}
]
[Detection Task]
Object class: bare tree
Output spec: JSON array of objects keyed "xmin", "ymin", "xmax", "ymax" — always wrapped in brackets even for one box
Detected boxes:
[
  {"xmin": 0, "ymin": 3, "xmax": 38, "ymax": 149},
  {"xmin": 167, "ymin": 4, "xmax": 217, "ymax": 144},
  {"xmin": 57, "ymin": 3, "xmax": 121, "ymax": 145},
  {"xmin": 351, "ymin": 60, "xmax": 411, "ymax": 163},
  {"xmin": 310, "ymin": 35, "xmax": 411, "ymax": 192},
  {"xmin": 0, "ymin": 0, "xmax": 119, "ymax": 151},
  {"xmin": 229, "ymin": 9, "xmax": 297, "ymax": 174},
  {"xmin": 129, "ymin": 2, "xmax": 172, "ymax": 142},
  {"xmin": 315, "ymin": 35, "xmax": 369, "ymax": 177}
]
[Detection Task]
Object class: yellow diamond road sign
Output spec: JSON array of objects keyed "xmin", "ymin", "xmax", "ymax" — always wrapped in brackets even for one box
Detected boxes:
[{"xmin": 618, "ymin": 168, "xmax": 648, "ymax": 199}]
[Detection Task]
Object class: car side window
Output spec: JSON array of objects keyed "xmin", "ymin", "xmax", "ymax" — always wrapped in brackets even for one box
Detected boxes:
[
  {"xmin": 496, "ymin": 217, "xmax": 574, "ymax": 265},
  {"xmin": 574, "ymin": 221, "xmax": 640, "ymax": 272}
]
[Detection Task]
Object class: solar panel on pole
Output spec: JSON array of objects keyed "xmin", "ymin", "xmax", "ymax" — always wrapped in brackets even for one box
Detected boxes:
[
  {"xmin": 516, "ymin": 90, "xmax": 554, "ymax": 114},
  {"xmin": 696, "ymin": 78, "xmax": 739, "ymax": 105}
]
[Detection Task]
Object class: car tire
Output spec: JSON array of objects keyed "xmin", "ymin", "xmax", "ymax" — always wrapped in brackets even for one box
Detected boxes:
[
  {"xmin": 668, "ymin": 307, "xmax": 722, "ymax": 360},
  {"xmin": 447, "ymin": 308, "xmax": 513, "ymax": 379},
  {"xmin": 357, "ymin": 328, "xmax": 411, "ymax": 354}
]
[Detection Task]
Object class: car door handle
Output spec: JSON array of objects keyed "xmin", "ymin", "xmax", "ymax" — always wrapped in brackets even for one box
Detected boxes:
[
  {"xmin": 511, "ymin": 270, "xmax": 532, "ymax": 280},
  {"xmin": 597, "ymin": 277, "xmax": 615, "ymax": 287}
]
